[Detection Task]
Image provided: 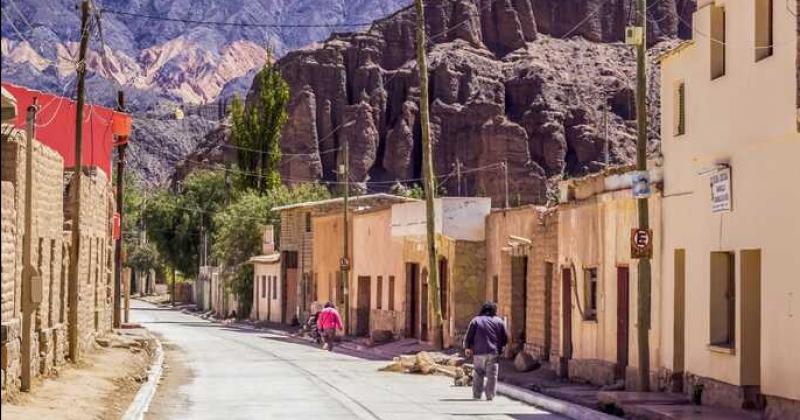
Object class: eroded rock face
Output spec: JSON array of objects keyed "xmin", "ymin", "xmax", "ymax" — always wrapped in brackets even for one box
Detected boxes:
[{"xmin": 271, "ymin": 0, "xmax": 693, "ymax": 205}]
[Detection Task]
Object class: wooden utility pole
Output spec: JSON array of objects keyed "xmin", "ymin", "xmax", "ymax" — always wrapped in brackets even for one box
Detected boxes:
[
  {"xmin": 68, "ymin": 0, "xmax": 91, "ymax": 362},
  {"xmin": 455, "ymin": 158, "xmax": 462, "ymax": 196},
  {"xmin": 21, "ymin": 100, "xmax": 41, "ymax": 391},
  {"xmin": 113, "ymin": 91, "xmax": 126, "ymax": 328},
  {"xmin": 341, "ymin": 138, "xmax": 350, "ymax": 332},
  {"xmin": 634, "ymin": 0, "xmax": 652, "ymax": 392},
  {"xmin": 502, "ymin": 160, "xmax": 509, "ymax": 209},
  {"xmin": 414, "ymin": 0, "xmax": 443, "ymax": 348}
]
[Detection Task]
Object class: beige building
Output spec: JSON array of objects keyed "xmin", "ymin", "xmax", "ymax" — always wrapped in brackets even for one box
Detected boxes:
[
  {"xmin": 274, "ymin": 194, "xmax": 414, "ymax": 325},
  {"xmin": 659, "ymin": 0, "xmax": 800, "ymax": 415},
  {"xmin": 351, "ymin": 208, "xmax": 406, "ymax": 340},
  {"xmin": 484, "ymin": 206, "xmax": 559, "ymax": 362},
  {"xmin": 390, "ymin": 197, "xmax": 492, "ymax": 348},
  {"xmin": 557, "ymin": 168, "xmax": 663, "ymax": 389},
  {"xmin": 250, "ymin": 226, "xmax": 282, "ymax": 323}
]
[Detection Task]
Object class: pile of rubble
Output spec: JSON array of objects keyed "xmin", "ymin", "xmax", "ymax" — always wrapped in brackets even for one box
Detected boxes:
[{"xmin": 379, "ymin": 351, "xmax": 475, "ymax": 387}]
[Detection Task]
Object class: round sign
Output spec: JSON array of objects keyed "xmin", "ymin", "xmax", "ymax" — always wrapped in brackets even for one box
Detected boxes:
[{"xmin": 633, "ymin": 229, "xmax": 650, "ymax": 248}]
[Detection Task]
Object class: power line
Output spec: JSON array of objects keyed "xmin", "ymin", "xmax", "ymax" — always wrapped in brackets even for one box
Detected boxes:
[{"xmin": 100, "ymin": 8, "xmax": 375, "ymax": 29}]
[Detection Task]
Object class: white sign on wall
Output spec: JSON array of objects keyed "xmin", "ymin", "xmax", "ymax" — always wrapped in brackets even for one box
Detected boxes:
[{"xmin": 710, "ymin": 167, "xmax": 732, "ymax": 213}]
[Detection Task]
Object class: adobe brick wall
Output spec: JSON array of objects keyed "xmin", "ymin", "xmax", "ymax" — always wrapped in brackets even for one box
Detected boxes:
[{"xmin": 1, "ymin": 130, "xmax": 69, "ymax": 395}]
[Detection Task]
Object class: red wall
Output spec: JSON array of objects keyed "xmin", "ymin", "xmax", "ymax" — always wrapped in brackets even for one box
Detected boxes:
[{"xmin": 3, "ymin": 82, "xmax": 120, "ymax": 177}]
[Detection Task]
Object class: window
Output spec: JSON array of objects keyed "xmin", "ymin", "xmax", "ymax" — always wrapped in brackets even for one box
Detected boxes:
[
  {"xmin": 305, "ymin": 212, "xmax": 312, "ymax": 232},
  {"xmin": 674, "ymin": 81, "xmax": 686, "ymax": 136},
  {"xmin": 388, "ymin": 276, "xmax": 395, "ymax": 311},
  {"xmin": 755, "ymin": 0, "xmax": 774, "ymax": 61},
  {"xmin": 376, "ymin": 276, "xmax": 383, "ymax": 309},
  {"xmin": 710, "ymin": 5, "xmax": 726, "ymax": 79},
  {"xmin": 710, "ymin": 252, "xmax": 735, "ymax": 348},
  {"xmin": 272, "ymin": 276, "xmax": 277, "ymax": 299},
  {"xmin": 584, "ymin": 268, "xmax": 598, "ymax": 320},
  {"xmin": 261, "ymin": 276, "xmax": 266, "ymax": 298}
]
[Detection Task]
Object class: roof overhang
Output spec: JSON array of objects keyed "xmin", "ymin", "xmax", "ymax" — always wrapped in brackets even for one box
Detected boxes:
[{"xmin": 1, "ymin": 87, "xmax": 17, "ymax": 123}]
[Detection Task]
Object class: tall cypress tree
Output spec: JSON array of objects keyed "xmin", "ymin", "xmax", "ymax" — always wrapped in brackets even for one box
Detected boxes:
[{"xmin": 230, "ymin": 62, "xmax": 289, "ymax": 194}]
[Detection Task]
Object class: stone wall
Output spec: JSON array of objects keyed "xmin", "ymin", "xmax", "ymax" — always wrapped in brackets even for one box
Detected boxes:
[
  {"xmin": 1, "ymin": 129, "xmax": 69, "ymax": 396},
  {"xmin": 1, "ymin": 127, "xmax": 114, "ymax": 398}
]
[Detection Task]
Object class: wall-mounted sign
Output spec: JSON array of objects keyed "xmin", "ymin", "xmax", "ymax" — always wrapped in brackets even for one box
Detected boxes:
[
  {"xmin": 339, "ymin": 257, "xmax": 350, "ymax": 271},
  {"xmin": 630, "ymin": 228, "xmax": 653, "ymax": 259},
  {"xmin": 710, "ymin": 167, "xmax": 732, "ymax": 213},
  {"xmin": 631, "ymin": 171, "xmax": 651, "ymax": 199}
]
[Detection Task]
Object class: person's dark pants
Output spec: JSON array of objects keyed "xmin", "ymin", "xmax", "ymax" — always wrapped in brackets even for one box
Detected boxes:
[
  {"xmin": 322, "ymin": 328, "xmax": 336, "ymax": 351},
  {"xmin": 472, "ymin": 354, "xmax": 499, "ymax": 400}
]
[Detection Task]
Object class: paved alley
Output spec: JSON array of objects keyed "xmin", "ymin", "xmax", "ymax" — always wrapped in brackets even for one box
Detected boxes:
[{"xmin": 132, "ymin": 301, "xmax": 565, "ymax": 420}]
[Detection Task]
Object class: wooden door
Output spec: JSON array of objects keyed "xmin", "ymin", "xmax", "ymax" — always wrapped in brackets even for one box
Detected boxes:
[
  {"xmin": 561, "ymin": 268, "xmax": 572, "ymax": 376},
  {"xmin": 511, "ymin": 256, "xmax": 528, "ymax": 348},
  {"xmin": 544, "ymin": 262, "xmax": 554, "ymax": 360},
  {"xmin": 356, "ymin": 276, "xmax": 371, "ymax": 336},
  {"xmin": 406, "ymin": 263, "xmax": 418, "ymax": 338},
  {"xmin": 616, "ymin": 267, "xmax": 630, "ymax": 380},
  {"xmin": 421, "ymin": 276, "xmax": 429, "ymax": 342}
]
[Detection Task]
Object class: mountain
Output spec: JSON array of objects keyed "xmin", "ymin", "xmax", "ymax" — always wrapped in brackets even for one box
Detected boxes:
[
  {"xmin": 1, "ymin": 0, "xmax": 410, "ymax": 185},
  {"xmin": 265, "ymin": 0, "xmax": 695, "ymax": 205}
]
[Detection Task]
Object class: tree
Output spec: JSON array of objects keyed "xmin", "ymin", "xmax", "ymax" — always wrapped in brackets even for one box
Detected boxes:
[
  {"xmin": 213, "ymin": 183, "xmax": 330, "ymax": 317},
  {"xmin": 230, "ymin": 64, "xmax": 290, "ymax": 194},
  {"xmin": 142, "ymin": 169, "xmax": 227, "ymax": 278}
]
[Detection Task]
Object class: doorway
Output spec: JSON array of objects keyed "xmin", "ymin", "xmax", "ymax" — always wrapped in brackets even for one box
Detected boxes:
[
  {"xmin": 673, "ymin": 249, "xmax": 686, "ymax": 391},
  {"xmin": 511, "ymin": 256, "xmax": 528, "ymax": 349},
  {"xmin": 616, "ymin": 266, "xmax": 630, "ymax": 380},
  {"xmin": 561, "ymin": 267, "xmax": 573, "ymax": 377},
  {"xmin": 282, "ymin": 251, "xmax": 298, "ymax": 324},
  {"xmin": 740, "ymin": 249, "xmax": 761, "ymax": 405},
  {"xmin": 544, "ymin": 262, "xmax": 554, "ymax": 360},
  {"xmin": 406, "ymin": 263, "xmax": 419, "ymax": 338},
  {"xmin": 421, "ymin": 268, "xmax": 429, "ymax": 342},
  {"xmin": 356, "ymin": 276, "xmax": 371, "ymax": 336}
]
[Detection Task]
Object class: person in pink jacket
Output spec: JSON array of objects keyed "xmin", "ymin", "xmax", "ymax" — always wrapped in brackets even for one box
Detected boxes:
[{"xmin": 316, "ymin": 302, "xmax": 343, "ymax": 351}]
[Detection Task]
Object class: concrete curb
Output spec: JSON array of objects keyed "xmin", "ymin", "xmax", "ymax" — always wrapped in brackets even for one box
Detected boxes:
[
  {"xmin": 497, "ymin": 382, "xmax": 619, "ymax": 420},
  {"xmin": 121, "ymin": 337, "xmax": 165, "ymax": 420}
]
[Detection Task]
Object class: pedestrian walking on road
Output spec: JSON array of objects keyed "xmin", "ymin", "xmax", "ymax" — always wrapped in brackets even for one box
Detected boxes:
[
  {"xmin": 463, "ymin": 301, "xmax": 508, "ymax": 401},
  {"xmin": 316, "ymin": 301, "xmax": 343, "ymax": 351}
]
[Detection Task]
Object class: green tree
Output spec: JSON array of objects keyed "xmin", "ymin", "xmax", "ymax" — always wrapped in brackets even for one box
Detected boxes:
[
  {"xmin": 230, "ymin": 64, "xmax": 290, "ymax": 194},
  {"xmin": 142, "ymin": 169, "xmax": 227, "ymax": 278},
  {"xmin": 213, "ymin": 183, "xmax": 330, "ymax": 317}
]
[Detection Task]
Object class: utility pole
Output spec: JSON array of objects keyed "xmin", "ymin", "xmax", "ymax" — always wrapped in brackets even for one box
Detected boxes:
[
  {"xmin": 113, "ymin": 90, "xmax": 126, "ymax": 328},
  {"xmin": 68, "ymin": 0, "xmax": 91, "ymax": 363},
  {"xmin": 414, "ymin": 0, "xmax": 444, "ymax": 348},
  {"xmin": 634, "ymin": 0, "xmax": 651, "ymax": 392},
  {"xmin": 340, "ymin": 138, "xmax": 350, "ymax": 333},
  {"xmin": 502, "ymin": 160, "xmax": 509, "ymax": 209},
  {"xmin": 21, "ymin": 100, "xmax": 41, "ymax": 391},
  {"xmin": 455, "ymin": 158, "xmax": 462, "ymax": 196}
]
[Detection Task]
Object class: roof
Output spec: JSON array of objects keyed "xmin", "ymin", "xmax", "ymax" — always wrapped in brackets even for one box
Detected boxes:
[
  {"xmin": 271, "ymin": 193, "xmax": 418, "ymax": 212},
  {"xmin": 1, "ymin": 87, "xmax": 17, "ymax": 122},
  {"xmin": 1, "ymin": 82, "xmax": 124, "ymax": 176},
  {"xmin": 248, "ymin": 253, "xmax": 280, "ymax": 264},
  {"xmin": 657, "ymin": 40, "xmax": 695, "ymax": 64}
]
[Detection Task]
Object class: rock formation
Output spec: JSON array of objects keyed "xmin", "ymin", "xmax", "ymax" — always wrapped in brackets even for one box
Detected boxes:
[{"xmin": 270, "ymin": 0, "xmax": 694, "ymax": 206}]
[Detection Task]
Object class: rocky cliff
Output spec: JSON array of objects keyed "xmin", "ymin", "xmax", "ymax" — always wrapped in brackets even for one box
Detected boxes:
[{"xmin": 270, "ymin": 0, "xmax": 694, "ymax": 205}]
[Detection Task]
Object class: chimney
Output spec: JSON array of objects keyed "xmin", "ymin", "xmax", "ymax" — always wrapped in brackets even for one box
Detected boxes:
[{"xmin": 262, "ymin": 225, "xmax": 276, "ymax": 254}]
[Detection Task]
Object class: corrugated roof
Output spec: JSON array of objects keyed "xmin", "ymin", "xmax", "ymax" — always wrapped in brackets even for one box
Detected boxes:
[
  {"xmin": 271, "ymin": 193, "xmax": 418, "ymax": 212},
  {"xmin": 248, "ymin": 253, "xmax": 280, "ymax": 264}
]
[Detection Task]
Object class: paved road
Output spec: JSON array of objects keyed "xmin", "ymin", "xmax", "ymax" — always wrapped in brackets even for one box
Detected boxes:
[{"xmin": 132, "ymin": 300, "xmax": 565, "ymax": 420}]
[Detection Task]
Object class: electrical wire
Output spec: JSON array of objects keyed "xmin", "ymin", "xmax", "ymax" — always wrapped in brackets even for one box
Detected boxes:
[{"xmin": 99, "ymin": 8, "xmax": 375, "ymax": 29}]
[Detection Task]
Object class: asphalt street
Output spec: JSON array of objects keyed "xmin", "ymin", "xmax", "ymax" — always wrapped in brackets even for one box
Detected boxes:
[{"xmin": 131, "ymin": 300, "xmax": 566, "ymax": 420}]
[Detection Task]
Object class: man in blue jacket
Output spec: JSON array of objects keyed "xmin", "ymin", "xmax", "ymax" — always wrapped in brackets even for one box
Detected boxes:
[{"xmin": 463, "ymin": 301, "xmax": 508, "ymax": 400}]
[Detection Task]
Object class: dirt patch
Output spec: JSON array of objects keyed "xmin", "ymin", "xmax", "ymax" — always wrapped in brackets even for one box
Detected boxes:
[
  {"xmin": 144, "ymin": 335, "xmax": 193, "ymax": 419},
  {"xmin": 0, "ymin": 329, "xmax": 156, "ymax": 420}
]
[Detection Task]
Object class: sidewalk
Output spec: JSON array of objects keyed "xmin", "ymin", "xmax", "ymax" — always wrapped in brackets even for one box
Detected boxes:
[{"xmin": 1, "ymin": 328, "xmax": 157, "ymax": 420}]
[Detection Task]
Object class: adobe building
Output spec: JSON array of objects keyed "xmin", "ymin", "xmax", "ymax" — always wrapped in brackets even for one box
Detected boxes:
[
  {"xmin": 250, "ymin": 226, "xmax": 282, "ymax": 323},
  {"xmin": 484, "ymin": 205, "xmax": 558, "ymax": 362},
  {"xmin": 557, "ymin": 167, "xmax": 663, "ymax": 390},
  {"xmin": 350, "ymin": 207, "xmax": 406, "ymax": 340},
  {"xmin": 1, "ymin": 83, "xmax": 119, "ymax": 398},
  {"xmin": 277, "ymin": 194, "xmax": 415, "ymax": 327},
  {"xmin": 659, "ymin": 0, "xmax": 800, "ymax": 415},
  {"xmin": 390, "ymin": 197, "xmax": 492, "ymax": 348}
]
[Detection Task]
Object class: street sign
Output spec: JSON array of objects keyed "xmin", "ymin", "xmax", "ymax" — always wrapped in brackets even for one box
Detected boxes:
[
  {"xmin": 631, "ymin": 171, "xmax": 651, "ymax": 199},
  {"xmin": 339, "ymin": 257, "xmax": 350, "ymax": 271},
  {"xmin": 630, "ymin": 228, "xmax": 653, "ymax": 259},
  {"xmin": 710, "ymin": 167, "xmax": 732, "ymax": 213}
]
